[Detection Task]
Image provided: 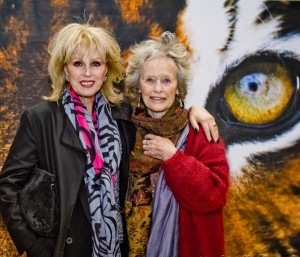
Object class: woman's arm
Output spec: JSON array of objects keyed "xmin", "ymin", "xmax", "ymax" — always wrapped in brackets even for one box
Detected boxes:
[
  {"xmin": 143, "ymin": 127, "xmax": 229, "ymax": 213},
  {"xmin": 188, "ymin": 105, "xmax": 219, "ymax": 143},
  {"xmin": 0, "ymin": 110, "xmax": 40, "ymax": 254}
]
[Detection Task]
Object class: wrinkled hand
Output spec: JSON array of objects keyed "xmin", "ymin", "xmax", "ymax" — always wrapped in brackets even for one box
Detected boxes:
[
  {"xmin": 188, "ymin": 105, "xmax": 219, "ymax": 142},
  {"xmin": 142, "ymin": 134, "xmax": 177, "ymax": 161}
]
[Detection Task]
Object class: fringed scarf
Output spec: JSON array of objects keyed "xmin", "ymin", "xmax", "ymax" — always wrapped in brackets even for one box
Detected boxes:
[
  {"xmin": 146, "ymin": 124, "xmax": 189, "ymax": 257},
  {"xmin": 125, "ymin": 101, "xmax": 188, "ymax": 256},
  {"xmin": 62, "ymin": 85, "xmax": 122, "ymax": 257}
]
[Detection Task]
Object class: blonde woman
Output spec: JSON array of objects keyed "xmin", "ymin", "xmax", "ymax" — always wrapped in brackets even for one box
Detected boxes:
[{"xmin": 0, "ymin": 21, "xmax": 136, "ymax": 257}]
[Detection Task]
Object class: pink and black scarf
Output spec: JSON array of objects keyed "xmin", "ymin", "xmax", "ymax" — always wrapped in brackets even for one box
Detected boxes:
[{"xmin": 62, "ymin": 85, "xmax": 122, "ymax": 257}]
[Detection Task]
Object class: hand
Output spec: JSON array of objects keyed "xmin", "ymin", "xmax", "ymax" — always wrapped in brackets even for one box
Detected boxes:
[
  {"xmin": 142, "ymin": 134, "xmax": 177, "ymax": 161},
  {"xmin": 188, "ymin": 105, "xmax": 219, "ymax": 142}
]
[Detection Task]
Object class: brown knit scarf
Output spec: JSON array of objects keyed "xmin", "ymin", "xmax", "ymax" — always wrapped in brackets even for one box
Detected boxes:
[
  {"xmin": 126, "ymin": 101, "xmax": 188, "ymax": 256},
  {"xmin": 130, "ymin": 101, "xmax": 188, "ymax": 174}
]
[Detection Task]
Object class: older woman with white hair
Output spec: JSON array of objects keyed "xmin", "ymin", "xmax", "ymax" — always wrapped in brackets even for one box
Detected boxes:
[{"xmin": 125, "ymin": 31, "xmax": 229, "ymax": 257}]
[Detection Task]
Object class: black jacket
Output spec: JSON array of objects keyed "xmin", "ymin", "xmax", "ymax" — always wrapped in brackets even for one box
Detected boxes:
[{"xmin": 0, "ymin": 99, "xmax": 135, "ymax": 257}]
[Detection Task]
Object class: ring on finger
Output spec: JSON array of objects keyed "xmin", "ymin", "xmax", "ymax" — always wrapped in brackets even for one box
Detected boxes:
[{"xmin": 212, "ymin": 123, "xmax": 217, "ymax": 127}]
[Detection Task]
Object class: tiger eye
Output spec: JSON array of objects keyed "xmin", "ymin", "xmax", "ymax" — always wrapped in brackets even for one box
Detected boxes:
[{"xmin": 224, "ymin": 62, "xmax": 294, "ymax": 125}]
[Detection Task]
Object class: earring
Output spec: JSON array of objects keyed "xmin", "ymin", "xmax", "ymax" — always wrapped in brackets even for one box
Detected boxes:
[
  {"xmin": 176, "ymin": 94, "xmax": 184, "ymax": 107},
  {"xmin": 138, "ymin": 92, "xmax": 142, "ymax": 107},
  {"xmin": 66, "ymin": 75, "xmax": 69, "ymax": 82},
  {"xmin": 103, "ymin": 76, "xmax": 107, "ymax": 82}
]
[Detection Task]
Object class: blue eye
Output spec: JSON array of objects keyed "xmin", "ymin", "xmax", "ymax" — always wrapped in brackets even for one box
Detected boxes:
[{"xmin": 239, "ymin": 73, "xmax": 267, "ymax": 94}]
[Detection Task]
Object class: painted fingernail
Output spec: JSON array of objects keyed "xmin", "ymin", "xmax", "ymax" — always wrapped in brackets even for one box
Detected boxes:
[
  {"xmin": 216, "ymin": 139, "xmax": 219, "ymax": 144},
  {"xmin": 210, "ymin": 140, "xmax": 213, "ymax": 143},
  {"xmin": 194, "ymin": 128, "xmax": 198, "ymax": 133}
]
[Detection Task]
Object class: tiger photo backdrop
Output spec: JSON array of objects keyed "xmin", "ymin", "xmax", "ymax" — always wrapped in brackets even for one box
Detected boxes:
[{"xmin": 0, "ymin": 0, "xmax": 299, "ymax": 256}]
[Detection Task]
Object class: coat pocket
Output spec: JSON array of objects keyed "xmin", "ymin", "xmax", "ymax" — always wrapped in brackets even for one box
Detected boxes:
[{"xmin": 20, "ymin": 167, "xmax": 60, "ymax": 237}]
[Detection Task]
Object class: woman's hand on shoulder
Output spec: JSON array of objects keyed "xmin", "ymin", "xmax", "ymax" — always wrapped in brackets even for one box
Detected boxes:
[
  {"xmin": 188, "ymin": 105, "xmax": 219, "ymax": 143},
  {"xmin": 142, "ymin": 134, "xmax": 177, "ymax": 161}
]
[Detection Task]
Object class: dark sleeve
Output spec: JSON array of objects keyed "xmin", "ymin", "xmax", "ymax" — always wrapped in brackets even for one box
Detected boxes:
[
  {"xmin": 0, "ymin": 110, "xmax": 40, "ymax": 254},
  {"xmin": 161, "ymin": 125, "xmax": 229, "ymax": 213}
]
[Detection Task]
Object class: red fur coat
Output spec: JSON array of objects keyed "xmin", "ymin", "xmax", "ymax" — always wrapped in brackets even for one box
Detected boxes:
[{"xmin": 162, "ymin": 125, "xmax": 229, "ymax": 257}]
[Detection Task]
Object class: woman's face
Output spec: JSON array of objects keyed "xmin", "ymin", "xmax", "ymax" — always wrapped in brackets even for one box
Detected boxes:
[
  {"xmin": 139, "ymin": 56, "xmax": 178, "ymax": 118},
  {"xmin": 64, "ymin": 50, "xmax": 107, "ymax": 104}
]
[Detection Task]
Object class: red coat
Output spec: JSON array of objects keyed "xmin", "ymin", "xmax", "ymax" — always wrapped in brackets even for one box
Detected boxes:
[{"xmin": 161, "ymin": 125, "xmax": 229, "ymax": 257}]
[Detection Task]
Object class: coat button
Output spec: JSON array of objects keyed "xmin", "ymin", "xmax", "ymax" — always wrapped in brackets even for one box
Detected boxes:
[{"xmin": 66, "ymin": 237, "xmax": 73, "ymax": 244}]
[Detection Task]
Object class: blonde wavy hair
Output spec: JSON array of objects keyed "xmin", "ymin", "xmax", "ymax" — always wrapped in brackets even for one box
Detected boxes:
[
  {"xmin": 125, "ymin": 31, "xmax": 191, "ymax": 102},
  {"xmin": 45, "ymin": 22, "xmax": 124, "ymax": 105}
]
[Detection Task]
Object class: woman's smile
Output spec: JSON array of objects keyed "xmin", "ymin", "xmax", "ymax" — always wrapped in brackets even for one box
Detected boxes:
[
  {"xmin": 80, "ymin": 80, "xmax": 95, "ymax": 88},
  {"xmin": 139, "ymin": 56, "xmax": 179, "ymax": 118},
  {"xmin": 64, "ymin": 50, "xmax": 107, "ymax": 113},
  {"xmin": 149, "ymin": 96, "xmax": 166, "ymax": 101}
]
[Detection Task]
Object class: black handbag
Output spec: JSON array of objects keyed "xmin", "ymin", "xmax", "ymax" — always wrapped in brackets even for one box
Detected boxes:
[{"xmin": 20, "ymin": 167, "xmax": 60, "ymax": 237}]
